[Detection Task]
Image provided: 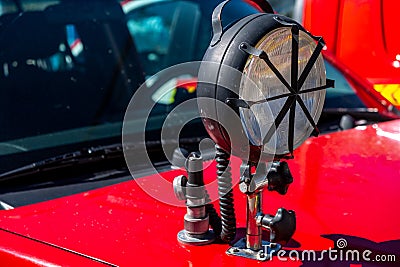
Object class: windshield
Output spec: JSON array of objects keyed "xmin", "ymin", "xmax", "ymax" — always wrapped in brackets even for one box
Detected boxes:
[
  {"xmin": 0, "ymin": 0, "xmax": 379, "ymax": 177},
  {"xmin": 0, "ymin": 0, "xmax": 262, "ymax": 174}
]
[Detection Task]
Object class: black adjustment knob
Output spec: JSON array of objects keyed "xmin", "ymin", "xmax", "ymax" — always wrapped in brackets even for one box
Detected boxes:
[
  {"xmin": 259, "ymin": 208, "xmax": 296, "ymax": 244},
  {"xmin": 267, "ymin": 161, "xmax": 293, "ymax": 195}
]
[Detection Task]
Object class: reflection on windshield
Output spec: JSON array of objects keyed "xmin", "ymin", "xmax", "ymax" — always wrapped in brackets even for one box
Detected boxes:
[
  {"xmin": 0, "ymin": 1, "xmax": 144, "ymax": 142},
  {"xmin": 268, "ymin": 0, "xmax": 296, "ymax": 17}
]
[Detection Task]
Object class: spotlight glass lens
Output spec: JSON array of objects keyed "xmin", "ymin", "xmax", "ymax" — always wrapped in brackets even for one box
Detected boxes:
[{"xmin": 240, "ymin": 27, "xmax": 326, "ymax": 155}]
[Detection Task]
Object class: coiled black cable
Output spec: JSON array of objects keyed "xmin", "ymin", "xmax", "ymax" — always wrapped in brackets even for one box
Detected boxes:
[
  {"xmin": 205, "ymin": 192, "xmax": 222, "ymax": 237},
  {"xmin": 215, "ymin": 145, "xmax": 236, "ymax": 243}
]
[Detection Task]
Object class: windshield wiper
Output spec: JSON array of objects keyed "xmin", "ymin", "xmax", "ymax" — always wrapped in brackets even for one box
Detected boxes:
[
  {"xmin": 0, "ymin": 143, "xmax": 126, "ymax": 182},
  {"xmin": 0, "ymin": 137, "xmax": 206, "ymax": 182},
  {"xmin": 322, "ymin": 107, "xmax": 392, "ymax": 121}
]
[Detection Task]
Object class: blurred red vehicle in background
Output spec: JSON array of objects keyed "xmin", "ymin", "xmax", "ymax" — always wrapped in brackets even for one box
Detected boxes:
[{"xmin": 294, "ymin": 0, "xmax": 400, "ymax": 109}]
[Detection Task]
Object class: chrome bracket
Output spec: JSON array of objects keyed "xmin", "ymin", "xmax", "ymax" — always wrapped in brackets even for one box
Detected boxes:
[{"xmin": 226, "ymin": 238, "xmax": 281, "ymax": 261}]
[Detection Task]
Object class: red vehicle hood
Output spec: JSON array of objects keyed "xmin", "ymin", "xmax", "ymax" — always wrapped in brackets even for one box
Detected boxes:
[{"xmin": 0, "ymin": 120, "xmax": 399, "ymax": 266}]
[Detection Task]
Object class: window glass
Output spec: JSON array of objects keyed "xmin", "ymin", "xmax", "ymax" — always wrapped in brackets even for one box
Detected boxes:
[
  {"xmin": 20, "ymin": 0, "xmax": 59, "ymax": 11},
  {"xmin": 124, "ymin": 1, "xmax": 201, "ymax": 77},
  {"xmin": 127, "ymin": 10, "xmax": 170, "ymax": 55},
  {"xmin": 0, "ymin": 0, "xmax": 60, "ymax": 15},
  {"xmin": 268, "ymin": 0, "xmax": 296, "ymax": 17},
  {"xmin": 25, "ymin": 25, "xmax": 85, "ymax": 73},
  {"xmin": 0, "ymin": 3, "xmax": 144, "ymax": 144},
  {"xmin": 324, "ymin": 60, "xmax": 366, "ymax": 109},
  {"xmin": 0, "ymin": 0, "xmax": 18, "ymax": 14}
]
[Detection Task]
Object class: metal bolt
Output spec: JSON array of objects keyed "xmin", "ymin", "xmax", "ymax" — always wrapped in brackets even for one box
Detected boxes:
[{"xmin": 255, "ymin": 215, "xmax": 263, "ymax": 226}]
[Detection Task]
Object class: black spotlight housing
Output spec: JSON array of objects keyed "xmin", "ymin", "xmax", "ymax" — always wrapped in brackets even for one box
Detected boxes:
[{"xmin": 197, "ymin": 0, "xmax": 332, "ymax": 163}]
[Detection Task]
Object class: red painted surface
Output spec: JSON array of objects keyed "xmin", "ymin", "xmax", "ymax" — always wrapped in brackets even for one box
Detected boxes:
[
  {"xmin": 303, "ymin": 0, "xmax": 340, "ymax": 54},
  {"xmin": 0, "ymin": 120, "xmax": 399, "ymax": 266},
  {"xmin": 0, "ymin": 229, "xmax": 108, "ymax": 266},
  {"xmin": 302, "ymin": 0, "xmax": 400, "ymax": 106}
]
